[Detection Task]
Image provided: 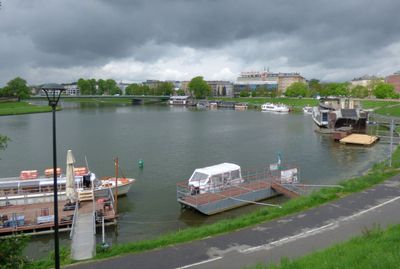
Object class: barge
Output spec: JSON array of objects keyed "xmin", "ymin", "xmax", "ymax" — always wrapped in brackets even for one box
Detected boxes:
[{"xmin": 312, "ymin": 98, "xmax": 369, "ymax": 133}]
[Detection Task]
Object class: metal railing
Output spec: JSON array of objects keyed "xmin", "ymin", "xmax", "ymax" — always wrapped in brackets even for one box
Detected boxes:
[{"xmin": 69, "ymin": 202, "xmax": 79, "ymax": 239}]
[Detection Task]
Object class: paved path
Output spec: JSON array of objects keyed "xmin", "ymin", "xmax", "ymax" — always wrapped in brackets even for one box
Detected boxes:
[{"xmin": 67, "ymin": 175, "xmax": 400, "ymax": 269}]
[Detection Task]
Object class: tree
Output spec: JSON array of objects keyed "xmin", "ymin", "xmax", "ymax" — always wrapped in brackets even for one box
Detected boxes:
[
  {"xmin": 0, "ymin": 235, "xmax": 30, "ymax": 269},
  {"xmin": 308, "ymin": 79, "xmax": 322, "ymax": 96},
  {"xmin": 97, "ymin": 79, "xmax": 107, "ymax": 95},
  {"xmin": 125, "ymin": 84, "xmax": 150, "ymax": 95},
  {"xmin": 77, "ymin": 78, "xmax": 97, "ymax": 95},
  {"xmin": 239, "ymin": 88, "xmax": 251, "ymax": 97},
  {"xmin": 350, "ymin": 85, "xmax": 369, "ymax": 98},
  {"xmin": 176, "ymin": 89, "xmax": 186, "ymax": 96},
  {"xmin": 320, "ymin": 82, "xmax": 349, "ymax": 97},
  {"xmin": 373, "ymin": 82, "xmax": 396, "ymax": 99},
  {"xmin": 77, "ymin": 78, "xmax": 90, "ymax": 95},
  {"xmin": 188, "ymin": 76, "xmax": 211, "ymax": 99},
  {"xmin": 155, "ymin": 82, "xmax": 174, "ymax": 96},
  {"xmin": 253, "ymin": 85, "xmax": 268, "ymax": 97},
  {"xmin": 2, "ymin": 77, "xmax": 30, "ymax": 101},
  {"xmin": 285, "ymin": 82, "xmax": 309, "ymax": 97},
  {"xmin": 104, "ymin": 79, "xmax": 121, "ymax": 95}
]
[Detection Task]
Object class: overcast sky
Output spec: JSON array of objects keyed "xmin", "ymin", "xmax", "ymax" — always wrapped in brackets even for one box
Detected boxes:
[{"xmin": 1, "ymin": 0, "xmax": 400, "ymax": 86}]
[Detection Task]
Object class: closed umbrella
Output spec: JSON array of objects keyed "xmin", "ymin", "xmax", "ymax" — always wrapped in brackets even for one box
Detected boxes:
[{"xmin": 66, "ymin": 150, "xmax": 76, "ymax": 203}]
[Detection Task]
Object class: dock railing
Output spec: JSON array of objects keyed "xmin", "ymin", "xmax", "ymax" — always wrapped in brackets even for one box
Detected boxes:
[{"xmin": 69, "ymin": 201, "xmax": 79, "ymax": 239}]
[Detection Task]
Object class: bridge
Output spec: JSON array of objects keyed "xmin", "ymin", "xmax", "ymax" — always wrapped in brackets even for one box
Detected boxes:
[{"xmin": 31, "ymin": 95, "xmax": 171, "ymax": 104}]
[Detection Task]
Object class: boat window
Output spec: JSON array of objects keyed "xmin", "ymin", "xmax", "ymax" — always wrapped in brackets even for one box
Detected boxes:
[
  {"xmin": 231, "ymin": 170, "xmax": 240, "ymax": 180},
  {"xmin": 190, "ymin": 172, "xmax": 208, "ymax": 182},
  {"xmin": 211, "ymin": 174, "xmax": 222, "ymax": 185},
  {"xmin": 322, "ymin": 112, "xmax": 328, "ymax": 121},
  {"xmin": 223, "ymin": 172, "xmax": 230, "ymax": 183}
]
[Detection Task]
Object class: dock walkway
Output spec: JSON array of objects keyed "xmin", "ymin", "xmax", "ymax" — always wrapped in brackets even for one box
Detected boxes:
[{"xmin": 71, "ymin": 202, "xmax": 96, "ymax": 260}]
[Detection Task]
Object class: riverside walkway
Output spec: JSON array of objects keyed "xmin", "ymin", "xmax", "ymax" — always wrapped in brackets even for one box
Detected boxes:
[{"xmin": 67, "ymin": 175, "xmax": 400, "ymax": 269}]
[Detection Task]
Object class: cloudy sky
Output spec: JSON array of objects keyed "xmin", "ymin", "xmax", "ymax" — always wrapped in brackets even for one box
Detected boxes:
[{"xmin": 1, "ymin": 0, "xmax": 400, "ymax": 86}]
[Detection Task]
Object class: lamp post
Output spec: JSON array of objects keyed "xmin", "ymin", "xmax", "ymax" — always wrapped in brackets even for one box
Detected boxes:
[{"xmin": 41, "ymin": 84, "xmax": 65, "ymax": 269}]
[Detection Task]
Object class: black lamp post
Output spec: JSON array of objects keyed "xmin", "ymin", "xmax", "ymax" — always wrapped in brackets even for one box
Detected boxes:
[{"xmin": 41, "ymin": 83, "xmax": 65, "ymax": 269}]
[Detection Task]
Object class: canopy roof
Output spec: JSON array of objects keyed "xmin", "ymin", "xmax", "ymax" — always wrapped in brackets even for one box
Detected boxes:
[{"xmin": 194, "ymin": 163, "xmax": 240, "ymax": 176}]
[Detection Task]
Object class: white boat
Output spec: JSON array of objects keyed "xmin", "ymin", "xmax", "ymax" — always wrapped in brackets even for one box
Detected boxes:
[
  {"xmin": 303, "ymin": 105, "xmax": 313, "ymax": 114},
  {"xmin": 188, "ymin": 163, "xmax": 244, "ymax": 194},
  {"xmin": 234, "ymin": 103, "xmax": 248, "ymax": 110},
  {"xmin": 0, "ymin": 168, "xmax": 135, "ymax": 206},
  {"xmin": 261, "ymin": 103, "xmax": 290, "ymax": 112}
]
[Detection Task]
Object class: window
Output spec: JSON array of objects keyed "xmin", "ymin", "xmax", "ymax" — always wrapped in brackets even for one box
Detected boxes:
[
  {"xmin": 231, "ymin": 170, "xmax": 240, "ymax": 180},
  {"xmin": 190, "ymin": 172, "xmax": 208, "ymax": 183},
  {"xmin": 211, "ymin": 174, "xmax": 222, "ymax": 185}
]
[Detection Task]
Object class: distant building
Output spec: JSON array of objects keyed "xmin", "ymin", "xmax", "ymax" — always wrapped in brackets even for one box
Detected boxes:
[
  {"xmin": 207, "ymin": 81, "xmax": 234, "ymax": 97},
  {"xmin": 385, "ymin": 72, "xmax": 400, "ymax": 92},
  {"xmin": 178, "ymin": 80, "xmax": 234, "ymax": 97},
  {"xmin": 350, "ymin": 75, "xmax": 382, "ymax": 88},
  {"xmin": 143, "ymin": 80, "xmax": 160, "ymax": 89},
  {"xmin": 277, "ymin": 73, "xmax": 306, "ymax": 93},
  {"xmin": 63, "ymin": 82, "xmax": 80, "ymax": 95},
  {"xmin": 234, "ymin": 70, "xmax": 305, "ymax": 95},
  {"xmin": 117, "ymin": 82, "xmax": 130, "ymax": 95}
]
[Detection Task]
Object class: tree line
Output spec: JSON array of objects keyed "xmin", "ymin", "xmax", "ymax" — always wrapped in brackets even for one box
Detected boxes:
[
  {"xmin": 283, "ymin": 79, "xmax": 398, "ymax": 99},
  {"xmin": 0, "ymin": 76, "xmax": 398, "ymax": 100}
]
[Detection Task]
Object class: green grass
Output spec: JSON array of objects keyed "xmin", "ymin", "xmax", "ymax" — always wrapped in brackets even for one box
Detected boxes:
[
  {"xmin": 249, "ymin": 224, "xmax": 400, "ymax": 269},
  {"xmin": 27, "ymin": 145, "xmax": 400, "ymax": 268},
  {"xmin": 0, "ymin": 101, "xmax": 51, "ymax": 116}
]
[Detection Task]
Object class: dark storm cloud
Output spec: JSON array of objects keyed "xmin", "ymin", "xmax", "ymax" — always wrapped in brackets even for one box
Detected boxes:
[{"xmin": 1, "ymin": 0, "xmax": 400, "ymax": 83}]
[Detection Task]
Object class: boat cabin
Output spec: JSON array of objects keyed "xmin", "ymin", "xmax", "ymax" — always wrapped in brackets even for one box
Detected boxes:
[
  {"xmin": 188, "ymin": 163, "xmax": 243, "ymax": 194},
  {"xmin": 169, "ymin": 96, "xmax": 191, "ymax": 105}
]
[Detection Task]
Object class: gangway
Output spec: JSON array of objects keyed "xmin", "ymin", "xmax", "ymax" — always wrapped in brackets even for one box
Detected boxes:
[{"xmin": 70, "ymin": 190, "xmax": 96, "ymax": 260}]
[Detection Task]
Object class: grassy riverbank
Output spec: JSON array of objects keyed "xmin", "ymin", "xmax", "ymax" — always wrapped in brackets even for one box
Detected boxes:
[
  {"xmin": 28, "ymin": 146, "xmax": 400, "ymax": 269},
  {"xmin": 250, "ymin": 224, "xmax": 400, "ymax": 269},
  {"xmin": 0, "ymin": 101, "xmax": 51, "ymax": 116}
]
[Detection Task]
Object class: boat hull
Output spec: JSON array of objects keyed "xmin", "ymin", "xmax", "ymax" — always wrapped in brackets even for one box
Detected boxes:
[{"xmin": 0, "ymin": 178, "xmax": 135, "ymax": 206}]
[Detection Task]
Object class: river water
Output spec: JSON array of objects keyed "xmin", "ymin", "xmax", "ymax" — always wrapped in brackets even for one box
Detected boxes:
[{"xmin": 0, "ymin": 103, "xmax": 389, "ymax": 258}]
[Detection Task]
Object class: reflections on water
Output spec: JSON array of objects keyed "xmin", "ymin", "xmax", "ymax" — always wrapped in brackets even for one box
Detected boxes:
[{"xmin": 0, "ymin": 103, "xmax": 389, "ymax": 258}]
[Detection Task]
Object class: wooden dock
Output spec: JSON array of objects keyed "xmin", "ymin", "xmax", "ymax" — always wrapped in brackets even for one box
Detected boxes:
[
  {"xmin": 339, "ymin": 134, "xmax": 379, "ymax": 146},
  {"xmin": 0, "ymin": 196, "xmax": 116, "ymax": 236}
]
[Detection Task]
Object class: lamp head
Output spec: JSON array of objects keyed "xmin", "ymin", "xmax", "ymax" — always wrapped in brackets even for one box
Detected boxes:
[{"xmin": 41, "ymin": 84, "xmax": 66, "ymax": 107}]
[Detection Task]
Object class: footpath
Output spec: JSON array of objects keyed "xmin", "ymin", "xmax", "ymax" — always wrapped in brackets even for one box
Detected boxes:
[{"xmin": 67, "ymin": 175, "xmax": 400, "ymax": 269}]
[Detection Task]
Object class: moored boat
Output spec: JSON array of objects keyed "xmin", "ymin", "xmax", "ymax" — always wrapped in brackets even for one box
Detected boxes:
[
  {"xmin": 302, "ymin": 105, "xmax": 313, "ymax": 114},
  {"xmin": 261, "ymin": 103, "xmax": 290, "ymax": 112},
  {"xmin": 188, "ymin": 163, "xmax": 244, "ymax": 194},
  {"xmin": 312, "ymin": 97, "xmax": 369, "ymax": 133},
  {"xmin": 0, "ymin": 168, "xmax": 135, "ymax": 206},
  {"xmin": 234, "ymin": 103, "xmax": 248, "ymax": 110}
]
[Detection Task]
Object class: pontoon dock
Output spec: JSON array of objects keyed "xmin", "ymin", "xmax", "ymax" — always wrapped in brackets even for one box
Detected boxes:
[{"xmin": 177, "ymin": 165, "xmax": 303, "ymax": 215}]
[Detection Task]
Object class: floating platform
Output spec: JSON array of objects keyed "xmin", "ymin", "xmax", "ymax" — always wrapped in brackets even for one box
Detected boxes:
[
  {"xmin": 0, "ymin": 193, "xmax": 116, "ymax": 236},
  {"xmin": 339, "ymin": 134, "xmax": 379, "ymax": 146},
  {"xmin": 177, "ymin": 177, "xmax": 302, "ymax": 215}
]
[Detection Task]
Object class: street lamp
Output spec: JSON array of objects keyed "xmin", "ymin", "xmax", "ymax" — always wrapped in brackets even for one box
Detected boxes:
[{"xmin": 41, "ymin": 83, "xmax": 65, "ymax": 269}]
